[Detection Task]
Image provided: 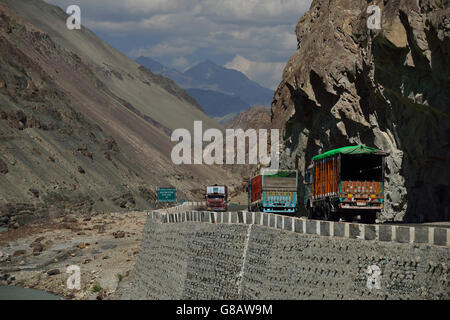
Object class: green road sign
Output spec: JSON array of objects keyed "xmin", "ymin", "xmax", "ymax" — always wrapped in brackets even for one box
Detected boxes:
[{"xmin": 157, "ymin": 187, "xmax": 176, "ymax": 203}]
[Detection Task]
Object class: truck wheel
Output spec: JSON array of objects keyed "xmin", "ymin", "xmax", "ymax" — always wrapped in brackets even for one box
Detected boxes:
[
  {"xmin": 307, "ymin": 204, "xmax": 314, "ymax": 219},
  {"xmin": 324, "ymin": 203, "xmax": 338, "ymax": 221},
  {"xmin": 361, "ymin": 212, "xmax": 376, "ymax": 224}
]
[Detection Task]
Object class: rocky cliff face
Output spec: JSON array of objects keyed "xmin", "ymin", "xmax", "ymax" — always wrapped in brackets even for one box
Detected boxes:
[{"xmin": 272, "ymin": 0, "xmax": 449, "ymax": 222}]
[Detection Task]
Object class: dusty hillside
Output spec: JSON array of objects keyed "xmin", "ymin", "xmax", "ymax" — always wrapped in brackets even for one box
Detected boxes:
[
  {"xmin": 3, "ymin": 0, "xmax": 215, "ymax": 132},
  {"xmin": 272, "ymin": 0, "xmax": 449, "ymax": 222},
  {"xmin": 0, "ymin": 0, "xmax": 239, "ymax": 227}
]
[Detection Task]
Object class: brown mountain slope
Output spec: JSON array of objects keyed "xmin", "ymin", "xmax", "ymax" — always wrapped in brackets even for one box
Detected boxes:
[
  {"xmin": 3, "ymin": 0, "xmax": 214, "ymax": 132},
  {"xmin": 0, "ymin": 1, "xmax": 237, "ymax": 226},
  {"xmin": 272, "ymin": 0, "xmax": 449, "ymax": 222},
  {"xmin": 223, "ymin": 106, "xmax": 273, "ymax": 193},
  {"xmin": 226, "ymin": 106, "xmax": 271, "ymax": 130}
]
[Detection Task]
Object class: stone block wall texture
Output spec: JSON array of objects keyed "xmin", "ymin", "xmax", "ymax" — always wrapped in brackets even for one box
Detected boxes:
[{"xmin": 125, "ymin": 211, "xmax": 450, "ymax": 300}]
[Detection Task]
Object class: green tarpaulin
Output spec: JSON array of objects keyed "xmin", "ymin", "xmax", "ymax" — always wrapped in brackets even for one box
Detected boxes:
[
  {"xmin": 312, "ymin": 145, "xmax": 384, "ymax": 161},
  {"xmin": 262, "ymin": 170, "xmax": 297, "ymax": 178}
]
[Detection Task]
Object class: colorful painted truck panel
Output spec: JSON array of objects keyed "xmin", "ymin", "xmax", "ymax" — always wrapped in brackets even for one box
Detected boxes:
[
  {"xmin": 248, "ymin": 170, "xmax": 298, "ymax": 214},
  {"xmin": 304, "ymin": 145, "xmax": 386, "ymax": 223}
]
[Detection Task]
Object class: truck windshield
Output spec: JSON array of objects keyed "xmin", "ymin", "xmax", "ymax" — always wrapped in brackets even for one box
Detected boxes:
[
  {"xmin": 341, "ymin": 154, "xmax": 383, "ymax": 181},
  {"xmin": 304, "ymin": 170, "xmax": 312, "ymax": 184},
  {"xmin": 207, "ymin": 195, "xmax": 224, "ymax": 199}
]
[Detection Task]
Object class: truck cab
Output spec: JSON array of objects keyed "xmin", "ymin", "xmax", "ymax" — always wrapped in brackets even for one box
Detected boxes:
[
  {"xmin": 303, "ymin": 164, "xmax": 313, "ymax": 213},
  {"xmin": 205, "ymin": 185, "xmax": 228, "ymax": 212}
]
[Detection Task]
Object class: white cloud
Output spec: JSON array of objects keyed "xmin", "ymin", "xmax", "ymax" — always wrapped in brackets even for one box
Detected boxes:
[
  {"xmin": 46, "ymin": 0, "xmax": 310, "ymax": 25},
  {"xmin": 225, "ymin": 55, "xmax": 285, "ymax": 90},
  {"xmin": 171, "ymin": 57, "xmax": 189, "ymax": 68},
  {"xmin": 200, "ymin": 0, "xmax": 310, "ymax": 24},
  {"xmin": 45, "ymin": 0, "xmax": 311, "ymax": 87}
]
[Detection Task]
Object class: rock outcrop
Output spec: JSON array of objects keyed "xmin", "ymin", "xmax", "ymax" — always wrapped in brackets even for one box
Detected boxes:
[
  {"xmin": 225, "ymin": 106, "xmax": 272, "ymax": 130},
  {"xmin": 272, "ymin": 0, "xmax": 449, "ymax": 222}
]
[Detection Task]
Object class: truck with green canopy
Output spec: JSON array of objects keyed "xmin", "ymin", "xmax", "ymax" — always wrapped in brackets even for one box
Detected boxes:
[{"xmin": 303, "ymin": 145, "xmax": 387, "ymax": 223}]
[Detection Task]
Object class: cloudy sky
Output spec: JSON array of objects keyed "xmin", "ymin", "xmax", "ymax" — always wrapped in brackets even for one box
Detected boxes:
[{"xmin": 46, "ymin": 0, "xmax": 312, "ymax": 90}]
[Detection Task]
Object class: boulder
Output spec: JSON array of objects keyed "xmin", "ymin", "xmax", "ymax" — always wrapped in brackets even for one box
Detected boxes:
[
  {"xmin": 47, "ymin": 269, "xmax": 60, "ymax": 276},
  {"xmin": 112, "ymin": 231, "xmax": 125, "ymax": 239},
  {"xmin": 13, "ymin": 250, "xmax": 26, "ymax": 257},
  {"xmin": 30, "ymin": 242, "xmax": 45, "ymax": 254},
  {"xmin": 0, "ymin": 159, "xmax": 8, "ymax": 174}
]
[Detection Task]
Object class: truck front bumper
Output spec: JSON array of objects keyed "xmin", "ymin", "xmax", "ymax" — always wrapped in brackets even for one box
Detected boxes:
[
  {"xmin": 206, "ymin": 207, "xmax": 227, "ymax": 212},
  {"xmin": 339, "ymin": 204, "xmax": 382, "ymax": 210},
  {"xmin": 262, "ymin": 207, "xmax": 296, "ymax": 214}
]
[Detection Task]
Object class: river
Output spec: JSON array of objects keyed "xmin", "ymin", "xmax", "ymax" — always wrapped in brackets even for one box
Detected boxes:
[{"xmin": 0, "ymin": 286, "xmax": 62, "ymax": 300}]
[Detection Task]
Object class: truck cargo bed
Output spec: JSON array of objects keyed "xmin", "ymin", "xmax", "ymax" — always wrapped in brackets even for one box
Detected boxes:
[
  {"xmin": 248, "ymin": 171, "xmax": 298, "ymax": 214},
  {"xmin": 262, "ymin": 176, "xmax": 297, "ymax": 190}
]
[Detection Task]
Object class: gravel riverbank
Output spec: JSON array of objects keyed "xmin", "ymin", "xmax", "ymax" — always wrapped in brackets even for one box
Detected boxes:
[{"xmin": 0, "ymin": 211, "xmax": 146, "ymax": 300}]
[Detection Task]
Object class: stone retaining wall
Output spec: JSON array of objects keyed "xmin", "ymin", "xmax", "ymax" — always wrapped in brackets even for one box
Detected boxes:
[{"xmin": 124, "ymin": 210, "xmax": 450, "ymax": 300}]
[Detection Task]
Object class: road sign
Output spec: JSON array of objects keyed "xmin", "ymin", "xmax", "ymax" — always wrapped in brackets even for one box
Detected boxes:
[{"xmin": 157, "ymin": 187, "xmax": 176, "ymax": 203}]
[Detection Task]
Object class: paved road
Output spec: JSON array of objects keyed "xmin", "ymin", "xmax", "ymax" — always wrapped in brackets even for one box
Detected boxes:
[{"xmin": 195, "ymin": 204, "xmax": 248, "ymax": 212}]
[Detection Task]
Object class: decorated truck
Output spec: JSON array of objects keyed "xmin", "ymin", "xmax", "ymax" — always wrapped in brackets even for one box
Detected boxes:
[
  {"xmin": 248, "ymin": 170, "xmax": 298, "ymax": 214},
  {"xmin": 303, "ymin": 145, "xmax": 386, "ymax": 223},
  {"xmin": 205, "ymin": 185, "xmax": 228, "ymax": 211}
]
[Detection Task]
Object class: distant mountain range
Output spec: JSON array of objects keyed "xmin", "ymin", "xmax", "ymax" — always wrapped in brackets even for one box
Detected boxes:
[
  {"xmin": 135, "ymin": 57, "xmax": 274, "ymax": 120},
  {"xmin": 184, "ymin": 88, "xmax": 249, "ymax": 118}
]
